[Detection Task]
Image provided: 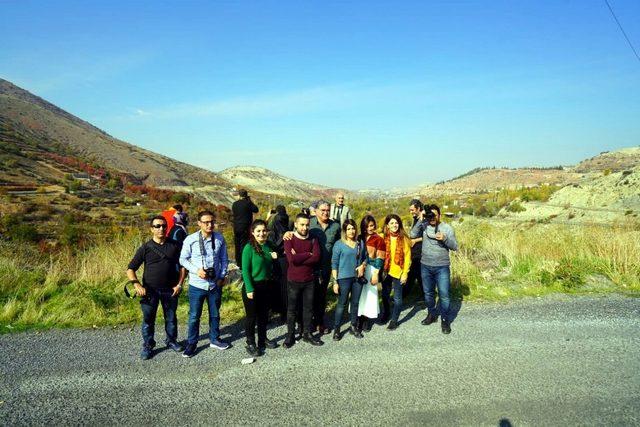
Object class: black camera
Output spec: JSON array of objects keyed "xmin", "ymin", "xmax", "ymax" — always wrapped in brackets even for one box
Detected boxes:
[
  {"xmin": 357, "ymin": 276, "xmax": 368, "ymax": 285},
  {"xmin": 204, "ymin": 268, "xmax": 216, "ymax": 280}
]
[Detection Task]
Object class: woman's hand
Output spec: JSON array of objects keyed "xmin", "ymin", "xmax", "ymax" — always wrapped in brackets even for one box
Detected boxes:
[
  {"xmin": 370, "ymin": 274, "xmax": 379, "ymax": 285},
  {"xmin": 333, "ymin": 283, "xmax": 339, "ymax": 295},
  {"xmin": 356, "ymin": 265, "xmax": 365, "ymax": 277}
]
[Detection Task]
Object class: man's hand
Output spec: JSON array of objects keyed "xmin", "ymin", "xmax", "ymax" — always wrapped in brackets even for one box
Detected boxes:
[
  {"xmin": 247, "ymin": 292, "xmax": 254, "ymax": 300},
  {"xmin": 435, "ymin": 232, "xmax": 446, "ymax": 241},
  {"xmin": 283, "ymin": 231, "xmax": 294, "ymax": 241},
  {"xmin": 270, "ymin": 252, "xmax": 278, "ymax": 260},
  {"xmin": 356, "ymin": 265, "xmax": 365, "ymax": 277},
  {"xmin": 217, "ymin": 278, "xmax": 225, "ymax": 287},
  {"xmin": 171, "ymin": 284, "xmax": 182, "ymax": 297},
  {"xmin": 134, "ymin": 283, "xmax": 146, "ymax": 297},
  {"xmin": 197, "ymin": 268, "xmax": 207, "ymax": 279}
]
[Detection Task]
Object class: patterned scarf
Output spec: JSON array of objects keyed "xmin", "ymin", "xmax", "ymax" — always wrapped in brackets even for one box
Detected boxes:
[{"xmin": 384, "ymin": 231, "xmax": 405, "ymax": 272}]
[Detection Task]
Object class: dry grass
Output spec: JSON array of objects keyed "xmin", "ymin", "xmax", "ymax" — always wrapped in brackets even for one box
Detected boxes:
[{"xmin": 1, "ymin": 219, "xmax": 638, "ymax": 332}]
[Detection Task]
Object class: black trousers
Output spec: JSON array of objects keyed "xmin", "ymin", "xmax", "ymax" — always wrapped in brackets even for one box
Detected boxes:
[
  {"xmin": 287, "ymin": 280, "xmax": 314, "ymax": 335},
  {"xmin": 234, "ymin": 230, "xmax": 249, "ymax": 269},
  {"xmin": 404, "ymin": 257, "xmax": 422, "ymax": 298},
  {"xmin": 241, "ymin": 281, "xmax": 270, "ymax": 347},
  {"xmin": 270, "ymin": 256, "xmax": 288, "ymax": 317},
  {"xmin": 313, "ymin": 267, "xmax": 331, "ymax": 329}
]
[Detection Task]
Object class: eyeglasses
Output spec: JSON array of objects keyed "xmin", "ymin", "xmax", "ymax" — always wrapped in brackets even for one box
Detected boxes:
[{"xmin": 151, "ymin": 224, "xmax": 167, "ymax": 229}]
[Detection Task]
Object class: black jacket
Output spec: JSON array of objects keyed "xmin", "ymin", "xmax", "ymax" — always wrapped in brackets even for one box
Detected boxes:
[{"xmin": 232, "ymin": 197, "xmax": 259, "ymax": 232}]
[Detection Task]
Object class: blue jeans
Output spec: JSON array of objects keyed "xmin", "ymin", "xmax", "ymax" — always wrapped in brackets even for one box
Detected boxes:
[
  {"xmin": 333, "ymin": 277, "xmax": 363, "ymax": 329},
  {"xmin": 187, "ymin": 285, "xmax": 222, "ymax": 345},
  {"xmin": 420, "ymin": 264, "xmax": 451, "ymax": 322},
  {"xmin": 381, "ymin": 276, "xmax": 403, "ymax": 322},
  {"xmin": 140, "ymin": 287, "xmax": 178, "ymax": 348}
]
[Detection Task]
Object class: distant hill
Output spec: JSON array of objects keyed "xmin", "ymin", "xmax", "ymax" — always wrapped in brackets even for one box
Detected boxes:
[
  {"xmin": 220, "ymin": 165, "xmax": 345, "ymax": 200},
  {"xmin": 574, "ymin": 147, "xmax": 640, "ymax": 173},
  {"xmin": 0, "ymin": 78, "xmax": 228, "ymax": 191},
  {"xmin": 409, "ymin": 167, "xmax": 581, "ymax": 197}
]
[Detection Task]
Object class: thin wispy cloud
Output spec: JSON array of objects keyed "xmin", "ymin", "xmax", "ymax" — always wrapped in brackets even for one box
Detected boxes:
[{"xmin": 1, "ymin": 49, "xmax": 156, "ymax": 94}]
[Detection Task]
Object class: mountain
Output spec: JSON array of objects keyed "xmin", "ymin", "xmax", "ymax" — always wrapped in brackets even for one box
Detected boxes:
[
  {"xmin": 219, "ymin": 165, "xmax": 345, "ymax": 200},
  {"xmin": 0, "ymin": 78, "xmax": 227, "ymax": 190}
]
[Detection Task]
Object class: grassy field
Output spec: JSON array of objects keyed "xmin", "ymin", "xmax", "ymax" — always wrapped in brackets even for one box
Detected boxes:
[{"xmin": 1, "ymin": 218, "xmax": 638, "ymax": 333}]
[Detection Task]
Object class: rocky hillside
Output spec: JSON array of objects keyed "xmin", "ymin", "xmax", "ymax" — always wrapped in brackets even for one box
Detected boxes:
[
  {"xmin": 0, "ymin": 78, "xmax": 228, "ymax": 190},
  {"xmin": 574, "ymin": 147, "xmax": 640, "ymax": 173},
  {"xmin": 220, "ymin": 165, "xmax": 344, "ymax": 200},
  {"xmin": 409, "ymin": 167, "xmax": 580, "ymax": 197},
  {"xmin": 499, "ymin": 166, "xmax": 640, "ymax": 224}
]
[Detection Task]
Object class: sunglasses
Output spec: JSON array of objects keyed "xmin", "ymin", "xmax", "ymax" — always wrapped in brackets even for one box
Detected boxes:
[{"xmin": 151, "ymin": 224, "xmax": 167, "ymax": 229}]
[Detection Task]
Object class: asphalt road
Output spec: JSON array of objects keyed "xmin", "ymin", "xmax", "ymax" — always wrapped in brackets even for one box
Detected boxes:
[{"xmin": 1, "ymin": 295, "xmax": 639, "ymax": 426}]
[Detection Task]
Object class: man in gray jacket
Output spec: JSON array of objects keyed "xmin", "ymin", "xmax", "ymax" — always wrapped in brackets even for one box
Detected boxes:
[
  {"xmin": 329, "ymin": 192, "xmax": 352, "ymax": 227},
  {"xmin": 410, "ymin": 204, "xmax": 458, "ymax": 334}
]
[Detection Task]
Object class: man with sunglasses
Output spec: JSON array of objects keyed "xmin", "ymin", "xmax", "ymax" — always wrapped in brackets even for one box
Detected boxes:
[
  {"xmin": 127, "ymin": 216, "xmax": 186, "ymax": 360},
  {"xmin": 180, "ymin": 210, "xmax": 230, "ymax": 357},
  {"xmin": 410, "ymin": 204, "xmax": 458, "ymax": 334}
]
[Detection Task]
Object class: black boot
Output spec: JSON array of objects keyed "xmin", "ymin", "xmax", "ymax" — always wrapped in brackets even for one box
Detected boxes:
[
  {"xmin": 283, "ymin": 334, "xmax": 295, "ymax": 349},
  {"xmin": 362, "ymin": 317, "xmax": 372, "ymax": 332},
  {"xmin": 302, "ymin": 332, "xmax": 324, "ymax": 346},
  {"xmin": 441, "ymin": 319, "xmax": 451, "ymax": 334},
  {"xmin": 333, "ymin": 326, "xmax": 341, "ymax": 341}
]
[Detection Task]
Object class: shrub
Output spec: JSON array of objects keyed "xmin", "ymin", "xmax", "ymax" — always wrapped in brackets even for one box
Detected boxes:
[
  {"xmin": 7, "ymin": 224, "xmax": 39, "ymax": 243},
  {"xmin": 507, "ymin": 201, "xmax": 526, "ymax": 213}
]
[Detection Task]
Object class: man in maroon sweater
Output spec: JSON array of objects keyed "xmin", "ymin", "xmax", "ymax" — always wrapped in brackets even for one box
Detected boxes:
[{"xmin": 283, "ymin": 213, "xmax": 323, "ymax": 347}]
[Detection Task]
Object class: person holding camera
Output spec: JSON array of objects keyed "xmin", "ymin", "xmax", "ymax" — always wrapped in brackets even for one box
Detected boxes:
[
  {"xmin": 180, "ymin": 210, "xmax": 230, "ymax": 357},
  {"xmin": 232, "ymin": 189, "xmax": 259, "ymax": 270},
  {"xmin": 241, "ymin": 219, "xmax": 279, "ymax": 357},
  {"xmin": 410, "ymin": 204, "xmax": 458, "ymax": 334},
  {"xmin": 330, "ymin": 219, "xmax": 367, "ymax": 341},
  {"xmin": 126, "ymin": 216, "xmax": 186, "ymax": 360},
  {"xmin": 380, "ymin": 214, "xmax": 412, "ymax": 330}
]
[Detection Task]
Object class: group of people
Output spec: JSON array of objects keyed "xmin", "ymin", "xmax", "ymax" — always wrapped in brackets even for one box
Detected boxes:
[{"xmin": 126, "ymin": 192, "xmax": 458, "ymax": 360}]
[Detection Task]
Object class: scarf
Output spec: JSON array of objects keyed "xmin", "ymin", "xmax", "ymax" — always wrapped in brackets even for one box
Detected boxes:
[{"xmin": 384, "ymin": 231, "xmax": 405, "ymax": 272}]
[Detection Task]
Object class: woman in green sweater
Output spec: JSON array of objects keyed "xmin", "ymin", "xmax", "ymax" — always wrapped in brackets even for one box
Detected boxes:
[{"xmin": 241, "ymin": 219, "xmax": 279, "ymax": 357}]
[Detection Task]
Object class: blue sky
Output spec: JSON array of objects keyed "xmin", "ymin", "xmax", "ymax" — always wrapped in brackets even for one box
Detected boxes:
[{"xmin": 1, "ymin": 0, "xmax": 639, "ymax": 189}]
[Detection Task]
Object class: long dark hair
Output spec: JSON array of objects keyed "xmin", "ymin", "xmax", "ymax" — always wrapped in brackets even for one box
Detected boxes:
[
  {"xmin": 249, "ymin": 219, "xmax": 268, "ymax": 256},
  {"xmin": 359, "ymin": 215, "xmax": 377, "ymax": 243}
]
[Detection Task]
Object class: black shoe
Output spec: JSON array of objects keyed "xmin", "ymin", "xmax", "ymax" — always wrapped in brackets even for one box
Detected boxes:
[
  {"xmin": 379, "ymin": 314, "xmax": 389, "ymax": 325},
  {"xmin": 166, "ymin": 341, "xmax": 184, "ymax": 353},
  {"xmin": 387, "ymin": 320, "xmax": 399, "ymax": 330},
  {"xmin": 140, "ymin": 346, "xmax": 153, "ymax": 360},
  {"xmin": 283, "ymin": 335, "xmax": 295, "ymax": 349},
  {"xmin": 362, "ymin": 319, "xmax": 372, "ymax": 332},
  {"xmin": 245, "ymin": 343, "xmax": 260, "ymax": 357},
  {"xmin": 333, "ymin": 327, "xmax": 341, "ymax": 341},
  {"xmin": 264, "ymin": 339, "xmax": 278, "ymax": 349},
  {"xmin": 182, "ymin": 343, "xmax": 197, "ymax": 358},
  {"xmin": 349, "ymin": 325, "xmax": 364, "ymax": 339},
  {"xmin": 421, "ymin": 313, "xmax": 438, "ymax": 325},
  {"xmin": 441, "ymin": 320, "xmax": 451, "ymax": 334},
  {"xmin": 302, "ymin": 333, "xmax": 324, "ymax": 346}
]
